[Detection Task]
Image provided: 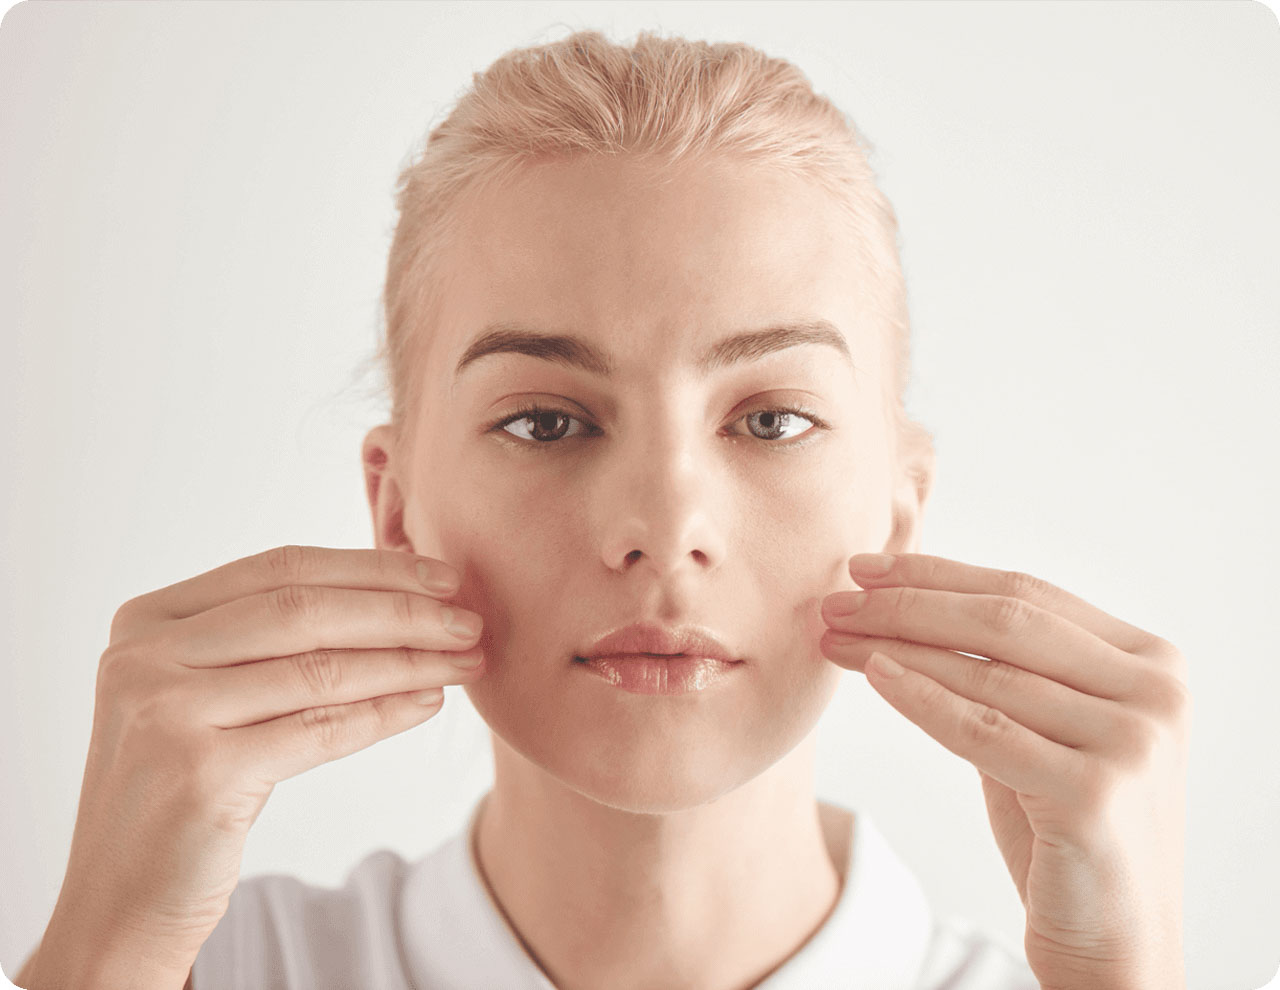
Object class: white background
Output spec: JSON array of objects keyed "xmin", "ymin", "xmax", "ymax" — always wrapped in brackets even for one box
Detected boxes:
[{"xmin": 1, "ymin": 2, "xmax": 1277, "ymax": 987}]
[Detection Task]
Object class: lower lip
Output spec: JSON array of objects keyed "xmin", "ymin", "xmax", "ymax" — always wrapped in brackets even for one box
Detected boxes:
[{"xmin": 576, "ymin": 654, "xmax": 740, "ymax": 694}]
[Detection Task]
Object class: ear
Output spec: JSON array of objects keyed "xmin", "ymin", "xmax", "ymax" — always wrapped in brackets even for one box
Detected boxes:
[
  {"xmin": 361, "ymin": 424, "xmax": 416, "ymax": 554},
  {"xmin": 883, "ymin": 427, "xmax": 936, "ymax": 556}
]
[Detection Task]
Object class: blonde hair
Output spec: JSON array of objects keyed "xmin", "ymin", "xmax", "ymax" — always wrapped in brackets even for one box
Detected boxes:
[{"xmin": 373, "ymin": 27, "xmax": 933, "ymax": 484}]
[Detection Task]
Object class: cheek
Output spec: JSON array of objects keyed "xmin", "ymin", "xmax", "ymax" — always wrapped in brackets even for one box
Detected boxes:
[
  {"xmin": 426, "ymin": 455, "xmax": 563, "ymax": 586},
  {"xmin": 454, "ymin": 450, "xmax": 587, "ymax": 564},
  {"xmin": 748, "ymin": 478, "xmax": 873, "ymax": 597},
  {"xmin": 433, "ymin": 536, "xmax": 577, "ymax": 695},
  {"xmin": 753, "ymin": 487, "xmax": 884, "ymax": 676},
  {"xmin": 416, "ymin": 450, "xmax": 590, "ymax": 682}
]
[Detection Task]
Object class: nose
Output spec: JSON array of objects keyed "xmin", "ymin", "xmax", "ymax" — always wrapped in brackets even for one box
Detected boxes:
[{"xmin": 598, "ymin": 408, "xmax": 727, "ymax": 580}]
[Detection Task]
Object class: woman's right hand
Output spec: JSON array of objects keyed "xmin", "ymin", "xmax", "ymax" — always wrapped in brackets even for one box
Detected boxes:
[{"xmin": 40, "ymin": 545, "xmax": 485, "ymax": 980}]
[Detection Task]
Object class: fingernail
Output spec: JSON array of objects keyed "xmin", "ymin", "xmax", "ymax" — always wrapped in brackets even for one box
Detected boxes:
[
  {"xmin": 410, "ymin": 688, "xmax": 444, "ymax": 706},
  {"xmin": 849, "ymin": 553, "xmax": 894, "ymax": 577},
  {"xmin": 418, "ymin": 559, "xmax": 459, "ymax": 594},
  {"xmin": 868, "ymin": 653, "xmax": 905, "ymax": 678},
  {"xmin": 441, "ymin": 606, "xmax": 482, "ymax": 639},
  {"xmin": 451, "ymin": 649, "xmax": 484, "ymax": 669},
  {"xmin": 827, "ymin": 591, "xmax": 868, "ymax": 616}
]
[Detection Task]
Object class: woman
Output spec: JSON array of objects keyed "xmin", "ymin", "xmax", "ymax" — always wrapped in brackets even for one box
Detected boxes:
[{"xmin": 16, "ymin": 29, "xmax": 1189, "ymax": 990}]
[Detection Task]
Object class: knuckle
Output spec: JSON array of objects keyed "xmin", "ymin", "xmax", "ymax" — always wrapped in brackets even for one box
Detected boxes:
[
  {"xmin": 983, "ymin": 594, "xmax": 1032, "ymax": 635},
  {"xmin": 262, "ymin": 544, "xmax": 310, "ymax": 582},
  {"xmin": 915, "ymin": 556, "xmax": 941, "ymax": 585},
  {"xmin": 1110, "ymin": 711, "xmax": 1160, "ymax": 764},
  {"xmin": 298, "ymin": 703, "xmax": 345, "ymax": 751},
  {"xmin": 375, "ymin": 548, "xmax": 404, "ymax": 582},
  {"xmin": 1141, "ymin": 632, "xmax": 1186, "ymax": 669},
  {"xmin": 1139, "ymin": 669, "xmax": 1193, "ymax": 722},
  {"xmin": 96, "ymin": 638, "xmax": 153, "ymax": 698},
  {"xmin": 890, "ymin": 585, "xmax": 919, "ymax": 614},
  {"xmin": 371, "ymin": 691, "xmax": 409, "ymax": 724},
  {"xmin": 392, "ymin": 589, "xmax": 423, "ymax": 628},
  {"xmin": 1002, "ymin": 569, "xmax": 1049, "ymax": 603},
  {"xmin": 960, "ymin": 702, "xmax": 1011, "ymax": 747},
  {"xmin": 291, "ymin": 649, "xmax": 343, "ymax": 700},
  {"xmin": 1171, "ymin": 676, "xmax": 1193, "ymax": 722},
  {"xmin": 272, "ymin": 583, "xmax": 320, "ymax": 625},
  {"xmin": 97, "ymin": 639, "xmax": 133, "ymax": 676},
  {"xmin": 971, "ymin": 657, "xmax": 1020, "ymax": 697},
  {"xmin": 1163, "ymin": 646, "xmax": 1190, "ymax": 684},
  {"xmin": 114, "ymin": 594, "xmax": 145, "ymax": 617},
  {"xmin": 109, "ymin": 597, "xmax": 146, "ymax": 640}
]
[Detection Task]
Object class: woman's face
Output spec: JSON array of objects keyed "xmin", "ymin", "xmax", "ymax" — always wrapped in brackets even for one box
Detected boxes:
[{"xmin": 385, "ymin": 156, "xmax": 903, "ymax": 813}]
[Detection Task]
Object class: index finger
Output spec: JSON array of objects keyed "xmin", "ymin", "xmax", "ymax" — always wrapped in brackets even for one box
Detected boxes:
[
  {"xmin": 129, "ymin": 545, "xmax": 462, "ymax": 621},
  {"xmin": 840, "ymin": 551, "xmax": 1163, "ymax": 656}
]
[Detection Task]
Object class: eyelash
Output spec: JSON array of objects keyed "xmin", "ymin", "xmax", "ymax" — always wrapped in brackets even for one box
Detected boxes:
[{"xmin": 486, "ymin": 401, "xmax": 831, "ymax": 450}]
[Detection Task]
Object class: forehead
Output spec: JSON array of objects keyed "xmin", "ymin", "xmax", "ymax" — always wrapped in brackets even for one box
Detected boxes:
[{"xmin": 431, "ymin": 155, "xmax": 874, "ymax": 383}]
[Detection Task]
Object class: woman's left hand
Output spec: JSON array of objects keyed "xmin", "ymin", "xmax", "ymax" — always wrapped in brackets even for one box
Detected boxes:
[{"xmin": 820, "ymin": 552, "xmax": 1191, "ymax": 990}]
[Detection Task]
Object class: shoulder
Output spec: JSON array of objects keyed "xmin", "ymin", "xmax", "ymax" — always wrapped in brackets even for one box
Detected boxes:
[
  {"xmin": 913, "ymin": 913, "xmax": 1039, "ymax": 990},
  {"xmin": 191, "ymin": 849, "xmax": 415, "ymax": 990}
]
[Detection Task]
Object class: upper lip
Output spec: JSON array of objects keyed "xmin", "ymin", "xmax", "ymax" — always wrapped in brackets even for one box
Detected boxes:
[{"xmin": 581, "ymin": 622, "xmax": 741, "ymax": 663}]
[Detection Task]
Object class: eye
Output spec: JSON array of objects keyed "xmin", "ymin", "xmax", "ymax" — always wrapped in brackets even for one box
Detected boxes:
[
  {"xmin": 487, "ymin": 401, "xmax": 830, "ymax": 448},
  {"xmin": 492, "ymin": 402, "xmax": 596, "ymax": 444},
  {"xmin": 730, "ymin": 406, "xmax": 825, "ymax": 444}
]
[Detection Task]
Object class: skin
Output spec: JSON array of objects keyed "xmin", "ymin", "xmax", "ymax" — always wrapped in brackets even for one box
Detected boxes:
[
  {"xmin": 362, "ymin": 154, "xmax": 929, "ymax": 990},
  {"xmin": 825, "ymin": 556, "xmax": 1191, "ymax": 989},
  {"xmin": 361, "ymin": 154, "xmax": 1191, "ymax": 989}
]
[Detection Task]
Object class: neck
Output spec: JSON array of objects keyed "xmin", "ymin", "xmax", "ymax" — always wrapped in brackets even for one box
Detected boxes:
[{"xmin": 472, "ymin": 732, "xmax": 848, "ymax": 990}]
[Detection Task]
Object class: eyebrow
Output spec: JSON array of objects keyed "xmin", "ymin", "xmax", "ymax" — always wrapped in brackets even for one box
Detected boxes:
[{"xmin": 453, "ymin": 319, "xmax": 854, "ymax": 381}]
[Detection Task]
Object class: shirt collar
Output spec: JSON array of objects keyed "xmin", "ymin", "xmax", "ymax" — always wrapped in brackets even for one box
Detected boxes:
[{"xmin": 403, "ymin": 793, "xmax": 935, "ymax": 989}]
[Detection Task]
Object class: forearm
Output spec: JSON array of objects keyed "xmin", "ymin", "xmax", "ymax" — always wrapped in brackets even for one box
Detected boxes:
[
  {"xmin": 16, "ymin": 949, "xmax": 193, "ymax": 990},
  {"xmin": 1040, "ymin": 977, "xmax": 1185, "ymax": 990},
  {"xmin": 1028, "ymin": 895, "xmax": 1187, "ymax": 990},
  {"xmin": 1035, "ymin": 953, "xmax": 1186, "ymax": 990},
  {"xmin": 14, "ymin": 910, "xmax": 198, "ymax": 990}
]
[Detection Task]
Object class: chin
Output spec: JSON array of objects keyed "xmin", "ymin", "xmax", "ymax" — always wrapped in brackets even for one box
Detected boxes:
[{"xmin": 571, "ymin": 745, "xmax": 768, "ymax": 816}]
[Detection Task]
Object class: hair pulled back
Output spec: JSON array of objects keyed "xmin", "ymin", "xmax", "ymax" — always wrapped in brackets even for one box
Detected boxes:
[{"xmin": 375, "ymin": 28, "xmax": 933, "ymax": 484}]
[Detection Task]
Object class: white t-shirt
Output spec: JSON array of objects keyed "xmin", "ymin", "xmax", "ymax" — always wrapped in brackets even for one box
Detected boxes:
[{"xmin": 191, "ymin": 796, "xmax": 1039, "ymax": 989}]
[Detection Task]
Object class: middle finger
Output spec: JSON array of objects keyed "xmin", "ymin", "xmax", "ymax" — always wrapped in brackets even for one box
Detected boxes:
[
  {"xmin": 164, "ymin": 586, "xmax": 482, "ymax": 667},
  {"xmin": 196, "ymin": 644, "xmax": 487, "ymax": 729},
  {"xmin": 820, "ymin": 630, "xmax": 1122, "ymax": 750},
  {"xmin": 822, "ymin": 586, "xmax": 1143, "ymax": 700}
]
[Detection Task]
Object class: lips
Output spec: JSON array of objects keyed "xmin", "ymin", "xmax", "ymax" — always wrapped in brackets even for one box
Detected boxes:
[{"xmin": 580, "ymin": 622, "xmax": 741, "ymax": 664}]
